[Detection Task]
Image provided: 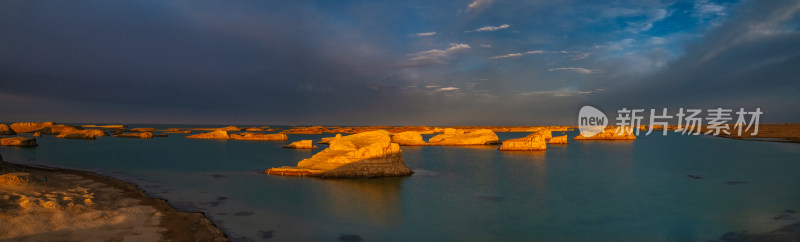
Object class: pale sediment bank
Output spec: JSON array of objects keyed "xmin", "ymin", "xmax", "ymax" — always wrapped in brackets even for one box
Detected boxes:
[{"xmin": 0, "ymin": 161, "xmax": 228, "ymax": 242}]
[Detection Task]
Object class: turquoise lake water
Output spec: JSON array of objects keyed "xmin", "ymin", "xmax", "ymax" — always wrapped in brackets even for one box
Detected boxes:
[{"xmin": 2, "ymin": 125, "xmax": 799, "ymax": 241}]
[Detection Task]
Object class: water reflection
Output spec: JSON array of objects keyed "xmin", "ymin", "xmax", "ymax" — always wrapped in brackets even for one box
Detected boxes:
[{"xmin": 319, "ymin": 177, "xmax": 405, "ymax": 227}]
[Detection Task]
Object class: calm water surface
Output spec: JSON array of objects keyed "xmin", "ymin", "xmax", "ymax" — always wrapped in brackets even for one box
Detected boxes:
[{"xmin": 2, "ymin": 124, "xmax": 799, "ymax": 241}]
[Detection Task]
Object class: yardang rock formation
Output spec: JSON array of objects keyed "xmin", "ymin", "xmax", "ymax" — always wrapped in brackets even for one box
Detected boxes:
[{"xmin": 266, "ymin": 130, "xmax": 413, "ymax": 178}]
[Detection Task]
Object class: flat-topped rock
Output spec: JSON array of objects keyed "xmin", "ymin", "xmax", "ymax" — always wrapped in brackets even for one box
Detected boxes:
[
  {"xmin": 548, "ymin": 135, "xmax": 568, "ymax": 144},
  {"xmin": 391, "ymin": 131, "xmax": 428, "ymax": 145},
  {"xmin": 230, "ymin": 132, "xmax": 288, "ymax": 141},
  {"xmin": 428, "ymin": 129, "xmax": 500, "ymax": 145},
  {"xmin": 282, "ymin": 140, "xmax": 318, "ymax": 149},
  {"xmin": 499, "ymin": 132, "xmax": 547, "ymax": 151},
  {"xmin": 574, "ymin": 127, "xmax": 637, "ymax": 140},
  {"xmin": 0, "ymin": 124, "xmax": 16, "ymax": 135},
  {"xmin": 1, "ymin": 137, "xmax": 38, "ymax": 147},
  {"xmin": 266, "ymin": 130, "xmax": 413, "ymax": 178},
  {"xmin": 114, "ymin": 132, "xmax": 154, "ymax": 139},
  {"xmin": 130, "ymin": 128, "xmax": 156, "ymax": 132},
  {"xmin": 57, "ymin": 129, "xmax": 109, "ymax": 140},
  {"xmin": 186, "ymin": 130, "xmax": 230, "ymax": 139}
]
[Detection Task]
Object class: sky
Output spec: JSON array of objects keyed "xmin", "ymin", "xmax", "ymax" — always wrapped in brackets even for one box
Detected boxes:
[{"xmin": 1, "ymin": 0, "xmax": 799, "ymax": 125}]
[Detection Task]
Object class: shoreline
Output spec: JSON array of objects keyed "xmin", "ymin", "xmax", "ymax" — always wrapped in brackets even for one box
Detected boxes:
[{"xmin": 0, "ymin": 161, "xmax": 228, "ymax": 241}]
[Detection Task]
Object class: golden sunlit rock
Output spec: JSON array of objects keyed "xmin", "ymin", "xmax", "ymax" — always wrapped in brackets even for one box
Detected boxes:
[
  {"xmin": 499, "ymin": 132, "xmax": 547, "ymax": 151},
  {"xmin": 229, "ymin": 132, "xmax": 288, "ymax": 141},
  {"xmin": 282, "ymin": 140, "xmax": 318, "ymax": 149},
  {"xmin": 0, "ymin": 124, "xmax": 16, "ymax": 135},
  {"xmin": 548, "ymin": 135, "xmax": 569, "ymax": 144},
  {"xmin": 187, "ymin": 130, "xmax": 230, "ymax": 139},
  {"xmin": 266, "ymin": 130, "xmax": 413, "ymax": 178},
  {"xmin": 428, "ymin": 129, "xmax": 500, "ymax": 145},
  {"xmin": 114, "ymin": 132, "xmax": 154, "ymax": 139},
  {"xmin": 574, "ymin": 127, "xmax": 636, "ymax": 140},
  {"xmin": 319, "ymin": 134, "xmax": 342, "ymax": 144},
  {"xmin": 1, "ymin": 137, "xmax": 38, "ymax": 147},
  {"xmin": 391, "ymin": 131, "xmax": 428, "ymax": 145},
  {"xmin": 56, "ymin": 129, "xmax": 109, "ymax": 140}
]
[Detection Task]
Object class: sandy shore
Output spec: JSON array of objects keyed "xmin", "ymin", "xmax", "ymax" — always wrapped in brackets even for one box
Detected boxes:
[{"xmin": 0, "ymin": 161, "xmax": 228, "ymax": 241}]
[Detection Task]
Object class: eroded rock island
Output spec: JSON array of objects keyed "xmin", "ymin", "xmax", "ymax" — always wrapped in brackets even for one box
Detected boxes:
[
  {"xmin": 499, "ymin": 131, "xmax": 547, "ymax": 151},
  {"xmin": 266, "ymin": 130, "xmax": 413, "ymax": 178},
  {"xmin": 574, "ymin": 127, "xmax": 637, "ymax": 140},
  {"xmin": 428, "ymin": 128, "xmax": 500, "ymax": 145},
  {"xmin": 1, "ymin": 137, "xmax": 38, "ymax": 147}
]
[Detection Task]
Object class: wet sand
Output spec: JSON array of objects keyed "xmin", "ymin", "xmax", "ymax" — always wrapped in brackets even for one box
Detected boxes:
[{"xmin": 0, "ymin": 161, "xmax": 228, "ymax": 241}]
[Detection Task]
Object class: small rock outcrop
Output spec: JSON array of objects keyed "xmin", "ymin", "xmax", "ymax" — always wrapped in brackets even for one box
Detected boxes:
[
  {"xmin": 1, "ymin": 137, "xmax": 38, "ymax": 147},
  {"xmin": 499, "ymin": 132, "xmax": 547, "ymax": 151},
  {"xmin": 428, "ymin": 129, "xmax": 500, "ymax": 145},
  {"xmin": 391, "ymin": 131, "xmax": 427, "ymax": 145},
  {"xmin": 217, "ymin": 126, "xmax": 242, "ymax": 131},
  {"xmin": 57, "ymin": 129, "xmax": 109, "ymax": 140},
  {"xmin": 114, "ymin": 132, "xmax": 154, "ymax": 139},
  {"xmin": 9, "ymin": 122, "xmax": 53, "ymax": 135},
  {"xmin": 130, "ymin": 128, "xmax": 156, "ymax": 132},
  {"xmin": 48, "ymin": 125, "xmax": 82, "ymax": 135},
  {"xmin": 318, "ymin": 134, "xmax": 342, "ymax": 144},
  {"xmin": 82, "ymin": 124, "xmax": 125, "ymax": 129},
  {"xmin": 574, "ymin": 127, "xmax": 637, "ymax": 140},
  {"xmin": 548, "ymin": 135, "xmax": 568, "ymax": 144},
  {"xmin": 282, "ymin": 140, "xmax": 318, "ymax": 149},
  {"xmin": 187, "ymin": 130, "xmax": 230, "ymax": 139},
  {"xmin": 266, "ymin": 130, "xmax": 413, "ymax": 178},
  {"xmin": 0, "ymin": 124, "xmax": 16, "ymax": 135},
  {"xmin": 230, "ymin": 132, "xmax": 288, "ymax": 141}
]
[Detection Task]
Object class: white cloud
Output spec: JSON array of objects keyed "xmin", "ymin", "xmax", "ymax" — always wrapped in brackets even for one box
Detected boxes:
[
  {"xmin": 415, "ymin": 32, "xmax": 436, "ymax": 36},
  {"xmin": 467, "ymin": 0, "xmax": 493, "ymax": 12},
  {"xmin": 406, "ymin": 43, "xmax": 471, "ymax": 65},
  {"xmin": 489, "ymin": 50, "xmax": 545, "ymax": 59},
  {"xmin": 437, "ymin": 87, "xmax": 459, "ymax": 91},
  {"xmin": 517, "ymin": 88, "xmax": 604, "ymax": 97},
  {"xmin": 480, "ymin": 44, "xmax": 492, "ymax": 48},
  {"xmin": 446, "ymin": 43, "xmax": 471, "ymax": 51},
  {"xmin": 693, "ymin": 0, "xmax": 727, "ymax": 18},
  {"xmin": 548, "ymin": 67, "xmax": 593, "ymax": 74},
  {"xmin": 490, "ymin": 53, "xmax": 523, "ymax": 59},
  {"xmin": 469, "ymin": 24, "xmax": 510, "ymax": 32}
]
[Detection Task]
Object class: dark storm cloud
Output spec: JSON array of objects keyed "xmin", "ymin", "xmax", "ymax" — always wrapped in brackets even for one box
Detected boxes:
[{"xmin": 0, "ymin": 0, "xmax": 798, "ymax": 125}]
